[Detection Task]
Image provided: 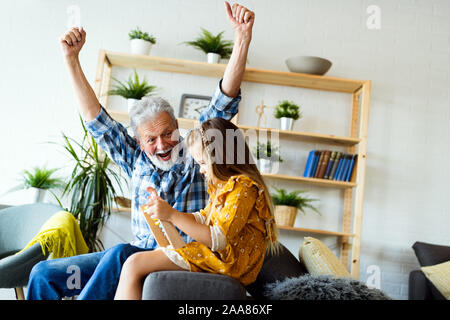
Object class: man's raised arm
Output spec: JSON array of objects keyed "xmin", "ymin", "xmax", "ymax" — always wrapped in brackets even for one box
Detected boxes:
[
  {"xmin": 60, "ymin": 27, "xmax": 101, "ymax": 121},
  {"xmin": 221, "ymin": 2, "xmax": 255, "ymax": 98}
]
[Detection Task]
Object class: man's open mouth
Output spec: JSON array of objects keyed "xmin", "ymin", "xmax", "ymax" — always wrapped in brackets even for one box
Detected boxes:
[{"xmin": 156, "ymin": 149, "xmax": 172, "ymax": 161}]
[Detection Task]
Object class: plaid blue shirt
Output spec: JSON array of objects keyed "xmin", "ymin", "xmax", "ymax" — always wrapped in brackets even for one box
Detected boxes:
[{"xmin": 85, "ymin": 79, "xmax": 241, "ymax": 248}]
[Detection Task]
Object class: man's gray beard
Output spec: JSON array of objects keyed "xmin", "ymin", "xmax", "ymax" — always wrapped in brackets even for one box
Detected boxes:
[{"xmin": 148, "ymin": 149, "xmax": 179, "ymax": 171}]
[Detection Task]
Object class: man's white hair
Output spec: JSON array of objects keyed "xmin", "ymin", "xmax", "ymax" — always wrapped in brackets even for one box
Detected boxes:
[{"xmin": 129, "ymin": 96, "xmax": 177, "ymax": 138}]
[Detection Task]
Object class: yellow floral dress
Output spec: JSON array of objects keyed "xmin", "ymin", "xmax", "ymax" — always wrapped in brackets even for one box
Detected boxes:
[{"xmin": 164, "ymin": 175, "xmax": 274, "ymax": 286}]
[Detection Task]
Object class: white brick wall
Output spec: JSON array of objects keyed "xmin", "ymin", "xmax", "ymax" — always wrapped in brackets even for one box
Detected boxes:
[{"xmin": 0, "ymin": 0, "xmax": 449, "ymax": 300}]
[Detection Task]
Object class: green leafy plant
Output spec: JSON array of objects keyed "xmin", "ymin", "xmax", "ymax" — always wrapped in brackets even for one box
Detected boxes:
[
  {"xmin": 184, "ymin": 28, "xmax": 234, "ymax": 59},
  {"xmin": 58, "ymin": 117, "xmax": 127, "ymax": 252},
  {"xmin": 271, "ymin": 188, "xmax": 321, "ymax": 215},
  {"xmin": 128, "ymin": 27, "xmax": 156, "ymax": 44},
  {"xmin": 107, "ymin": 69, "xmax": 157, "ymax": 100},
  {"xmin": 20, "ymin": 166, "xmax": 64, "ymax": 190},
  {"xmin": 254, "ymin": 141, "xmax": 283, "ymax": 162},
  {"xmin": 274, "ymin": 100, "xmax": 302, "ymax": 120}
]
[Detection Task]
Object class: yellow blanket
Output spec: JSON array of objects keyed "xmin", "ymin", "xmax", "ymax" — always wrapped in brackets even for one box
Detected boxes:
[{"xmin": 19, "ymin": 211, "xmax": 89, "ymax": 259}]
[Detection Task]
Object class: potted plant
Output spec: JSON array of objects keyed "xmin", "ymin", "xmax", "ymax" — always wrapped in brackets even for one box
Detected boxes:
[
  {"xmin": 271, "ymin": 188, "xmax": 320, "ymax": 227},
  {"xmin": 129, "ymin": 27, "xmax": 156, "ymax": 55},
  {"xmin": 254, "ymin": 141, "xmax": 283, "ymax": 174},
  {"xmin": 184, "ymin": 28, "xmax": 233, "ymax": 64},
  {"xmin": 58, "ymin": 117, "xmax": 127, "ymax": 252},
  {"xmin": 12, "ymin": 166, "xmax": 64, "ymax": 203},
  {"xmin": 107, "ymin": 69, "xmax": 157, "ymax": 113},
  {"xmin": 274, "ymin": 100, "xmax": 302, "ymax": 130}
]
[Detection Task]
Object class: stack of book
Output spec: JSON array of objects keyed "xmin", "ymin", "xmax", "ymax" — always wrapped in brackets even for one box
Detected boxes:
[{"xmin": 303, "ymin": 150, "xmax": 357, "ymax": 182}]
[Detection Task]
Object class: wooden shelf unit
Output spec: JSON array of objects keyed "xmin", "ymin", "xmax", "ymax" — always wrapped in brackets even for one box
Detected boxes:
[{"xmin": 94, "ymin": 50, "xmax": 371, "ymax": 279}]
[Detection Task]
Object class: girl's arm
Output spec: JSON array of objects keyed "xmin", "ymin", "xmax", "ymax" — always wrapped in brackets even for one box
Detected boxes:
[
  {"xmin": 145, "ymin": 189, "xmax": 212, "ymax": 248},
  {"xmin": 169, "ymin": 211, "xmax": 212, "ymax": 248}
]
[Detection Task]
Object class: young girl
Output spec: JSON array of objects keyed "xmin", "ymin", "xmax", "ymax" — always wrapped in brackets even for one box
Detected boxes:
[{"xmin": 114, "ymin": 117, "xmax": 279, "ymax": 300}]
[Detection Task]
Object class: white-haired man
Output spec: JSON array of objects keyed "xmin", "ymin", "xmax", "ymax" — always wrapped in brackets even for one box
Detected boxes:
[{"xmin": 27, "ymin": 2, "xmax": 255, "ymax": 299}]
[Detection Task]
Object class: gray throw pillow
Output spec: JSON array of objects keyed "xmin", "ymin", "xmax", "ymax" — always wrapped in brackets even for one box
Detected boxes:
[{"xmin": 265, "ymin": 274, "xmax": 391, "ymax": 300}]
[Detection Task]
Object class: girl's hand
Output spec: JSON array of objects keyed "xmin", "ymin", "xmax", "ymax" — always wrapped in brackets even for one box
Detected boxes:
[{"xmin": 145, "ymin": 187, "xmax": 177, "ymax": 223}]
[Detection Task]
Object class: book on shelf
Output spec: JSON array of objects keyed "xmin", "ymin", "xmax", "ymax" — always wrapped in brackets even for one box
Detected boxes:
[
  {"xmin": 338, "ymin": 154, "xmax": 352, "ymax": 181},
  {"xmin": 333, "ymin": 154, "xmax": 344, "ymax": 180},
  {"xmin": 323, "ymin": 151, "xmax": 337, "ymax": 179},
  {"xmin": 302, "ymin": 150, "xmax": 357, "ymax": 182},
  {"xmin": 303, "ymin": 150, "xmax": 315, "ymax": 177},
  {"xmin": 328, "ymin": 152, "xmax": 342, "ymax": 180},
  {"xmin": 345, "ymin": 154, "xmax": 358, "ymax": 182},
  {"xmin": 316, "ymin": 150, "xmax": 331, "ymax": 179},
  {"xmin": 314, "ymin": 151, "xmax": 326, "ymax": 178},
  {"xmin": 310, "ymin": 150, "xmax": 321, "ymax": 178}
]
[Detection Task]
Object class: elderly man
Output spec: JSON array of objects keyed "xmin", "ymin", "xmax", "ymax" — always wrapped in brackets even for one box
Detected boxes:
[{"xmin": 27, "ymin": 2, "xmax": 255, "ymax": 300}]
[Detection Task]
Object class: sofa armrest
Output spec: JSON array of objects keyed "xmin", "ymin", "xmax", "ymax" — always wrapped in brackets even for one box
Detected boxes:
[
  {"xmin": 409, "ymin": 270, "xmax": 432, "ymax": 300},
  {"xmin": 0, "ymin": 243, "xmax": 48, "ymax": 288},
  {"xmin": 142, "ymin": 271, "xmax": 247, "ymax": 300}
]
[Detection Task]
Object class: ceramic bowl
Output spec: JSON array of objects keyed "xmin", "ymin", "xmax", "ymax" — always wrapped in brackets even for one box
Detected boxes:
[{"xmin": 285, "ymin": 56, "xmax": 332, "ymax": 75}]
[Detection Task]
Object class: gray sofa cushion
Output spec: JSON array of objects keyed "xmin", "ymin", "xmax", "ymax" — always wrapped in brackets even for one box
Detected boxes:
[{"xmin": 142, "ymin": 271, "xmax": 247, "ymax": 300}]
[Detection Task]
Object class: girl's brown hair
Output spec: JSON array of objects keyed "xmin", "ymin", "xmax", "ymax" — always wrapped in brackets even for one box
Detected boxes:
[{"xmin": 186, "ymin": 117, "xmax": 280, "ymax": 255}]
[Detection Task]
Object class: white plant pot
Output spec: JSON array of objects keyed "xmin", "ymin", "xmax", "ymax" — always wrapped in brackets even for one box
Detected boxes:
[
  {"xmin": 29, "ymin": 187, "xmax": 46, "ymax": 203},
  {"xmin": 207, "ymin": 53, "xmax": 221, "ymax": 64},
  {"xmin": 130, "ymin": 39, "xmax": 153, "ymax": 55},
  {"xmin": 280, "ymin": 117, "xmax": 294, "ymax": 131},
  {"xmin": 258, "ymin": 159, "xmax": 273, "ymax": 174},
  {"xmin": 127, "ymin": 98, "xmax": 139, "ymax": 113}
]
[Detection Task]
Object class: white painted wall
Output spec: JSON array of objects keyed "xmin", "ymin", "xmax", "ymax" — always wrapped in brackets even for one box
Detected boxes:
[{"xmin": 1, "ymin": 0, "xmax": 449, "ymax": 300}]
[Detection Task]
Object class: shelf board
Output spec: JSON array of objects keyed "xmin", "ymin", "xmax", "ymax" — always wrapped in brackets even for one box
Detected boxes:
[
  {"xmin": 105, "ymin": 51, "xmax": 364, "ymax": 93},
  {"xmin": 262, "ymin": 173, "xmax": 356, "ymax": 188},
  {"xmin": 238, "ymin": 124, "xmax": 360, "ymax": 146},
  {"xmin": 108, "ymin": 112, "xmax": 360, "ymax": 147},
  {"xmin": 277, "ymin": 225, "xmax": 355, "ymax": 237}
]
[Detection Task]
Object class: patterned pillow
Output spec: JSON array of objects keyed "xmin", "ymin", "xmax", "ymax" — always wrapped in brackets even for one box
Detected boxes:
[
  {"xmin": 421, "ymin": 261, "xmax": 450, "ymax": 300},
  {"xmin": 299, "ymin": 237, "xmax": 351, "ymax": 278}
]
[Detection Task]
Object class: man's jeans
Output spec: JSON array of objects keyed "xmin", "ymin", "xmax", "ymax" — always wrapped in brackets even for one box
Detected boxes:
[{"xmin": 26, "ymin": 243, "xmax": 151, "ymax": 300}]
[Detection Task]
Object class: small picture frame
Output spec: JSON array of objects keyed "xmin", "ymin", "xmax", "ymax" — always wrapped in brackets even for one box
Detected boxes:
[{"xmin": 179, "ymin": 94, "xmax": 211, "ymax": 120}]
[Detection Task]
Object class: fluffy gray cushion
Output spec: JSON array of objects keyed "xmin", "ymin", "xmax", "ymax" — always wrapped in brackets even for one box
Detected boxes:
[{"xmin": 265, "ymin": 274, "xmax": 391, "ymax": 300}]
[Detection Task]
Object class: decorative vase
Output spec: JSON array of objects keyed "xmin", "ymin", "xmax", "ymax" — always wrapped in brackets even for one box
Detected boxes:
[
  {"xmin": 207, "ymin": 53, "xmax": 220, "ymax": 64},
  {"xmin": 30, "ymin": 187, "xmax": 46, "ymax": 203},
  {"xmin": 258, "ymin": 158, "xmax": 272, "ymax": 174},
  {"xmin": 130, "ymin": 39, "xmax": 153, "ymax": 55},
  {"xmin": 280, "ymin": 117, "xmax": 294, "ymax": 131},
  {"xmin": 274, "ymin": 205, "xmax": 298, "ymax": 227},
  {"xmin": 127, "ymin": 98, "xmax": 139, "ymax": 113}
]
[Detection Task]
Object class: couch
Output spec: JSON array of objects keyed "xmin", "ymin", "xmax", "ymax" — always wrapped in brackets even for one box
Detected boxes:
[
  {"xmin": 409, "ymin": 241, "xmax": 450, "ymax": 300},
  {"xmin": 142, "ymin": 243, "xmax": 306, "ymax": 299},
  {"xmin": 0, "ymin": 203, "xmax": 62, "ymax": 299}
]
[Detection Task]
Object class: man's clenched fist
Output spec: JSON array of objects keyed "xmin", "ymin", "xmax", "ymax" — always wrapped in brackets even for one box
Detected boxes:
[
  {"xmin": 224, "ymin": 2, "xmax": 255, "ymax": 42},
  {"xmin": 60, "ymin": 27, "xmax": 86, "ymax": 59}
]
